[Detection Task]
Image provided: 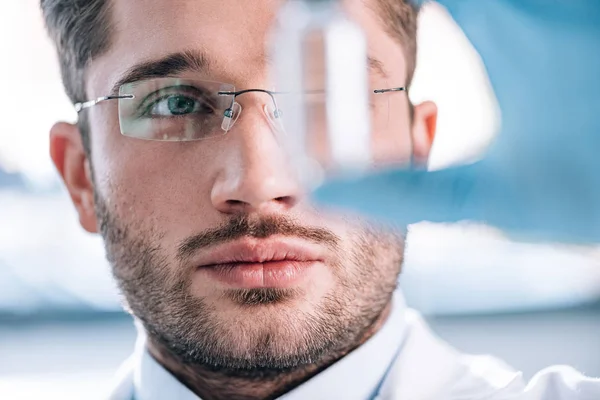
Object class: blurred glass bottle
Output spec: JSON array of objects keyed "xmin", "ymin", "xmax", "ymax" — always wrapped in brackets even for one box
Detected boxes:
[{"xmin": 269, "ymin": 0, "xmax": 371, "ymax": 188}]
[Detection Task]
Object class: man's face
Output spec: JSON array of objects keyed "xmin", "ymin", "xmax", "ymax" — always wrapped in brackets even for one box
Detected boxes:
[{"xmin": 53, "ymin": 0, "xmax": 435, "ymax": 372}]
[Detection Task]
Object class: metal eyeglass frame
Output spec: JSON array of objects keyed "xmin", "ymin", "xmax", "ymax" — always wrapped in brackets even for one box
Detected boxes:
[{"xmin": 73, "ymin": 86, "xmax": 406, "ymax": 114}]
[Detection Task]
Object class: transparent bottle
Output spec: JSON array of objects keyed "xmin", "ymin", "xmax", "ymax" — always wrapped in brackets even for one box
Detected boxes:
[{"xmin": 269, "ymin": 0, "xmax": 371, "ymax": 188}]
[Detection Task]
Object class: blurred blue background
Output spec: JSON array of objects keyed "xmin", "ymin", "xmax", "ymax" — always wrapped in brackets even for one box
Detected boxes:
[{"xmin": 1, "ymin": 1, "xmax": 599, "ymax": 399}]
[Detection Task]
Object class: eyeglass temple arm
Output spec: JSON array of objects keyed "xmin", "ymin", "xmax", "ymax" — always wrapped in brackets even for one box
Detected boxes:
[
  {"xmin": 373, "ymin": 87, "xmax": 406, "ymax": 94},
  {"xmin": 74, "ymin": 94, "xmax": 135, "ymax": 113}
]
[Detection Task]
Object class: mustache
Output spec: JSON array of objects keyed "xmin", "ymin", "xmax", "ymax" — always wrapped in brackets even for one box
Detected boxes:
[{"xmin": 176, "ymin": 214, "xmax": 340, "ymax": 262}]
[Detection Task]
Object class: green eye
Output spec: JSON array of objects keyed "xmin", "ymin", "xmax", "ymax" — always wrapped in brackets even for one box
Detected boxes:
[
  {"xmin": 145, "ymin": 94, "xmax": 214, "ymax": 118},
  {"xmin": 167, "ymin": 95, "xmax": 197, "ymax": 115},
  {"xmin": 136, "ymin": 84, "xmax": 219, "ymax": 119}
]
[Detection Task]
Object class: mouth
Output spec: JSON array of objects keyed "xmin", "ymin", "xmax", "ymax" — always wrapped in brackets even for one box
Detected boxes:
[{"xmin": 196, "ymin": 238, "xmax": 324, "ymax": 289}]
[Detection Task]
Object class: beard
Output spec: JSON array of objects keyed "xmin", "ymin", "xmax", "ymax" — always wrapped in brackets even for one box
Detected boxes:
[{"xmin": 96, "ymin": 191, "xmax": 404, "ymax": 376}]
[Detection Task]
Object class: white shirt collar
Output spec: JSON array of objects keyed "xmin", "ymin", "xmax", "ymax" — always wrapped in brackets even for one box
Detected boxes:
[{"xmin": 132, "ymin": 294, "xmax": 408, "ymax": 400}]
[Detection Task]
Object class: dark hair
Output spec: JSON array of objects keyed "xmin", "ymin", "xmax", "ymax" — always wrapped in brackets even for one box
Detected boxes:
[
  {"xmin": 41, "ymin": 0, "xmax": 421, "ymax": 152},
  {"xmin": 41, "ymin": 0, "xmax": 114, "ymax": 152}
]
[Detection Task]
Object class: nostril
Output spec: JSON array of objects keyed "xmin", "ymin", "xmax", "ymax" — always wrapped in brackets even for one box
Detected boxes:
[
  {"xmin": 226, "ymin": 199, "xmax": 245, "ymax": 207},
  {"xmin": 274, "ymin": 195, "xmax": 297, "ymax": 207}
]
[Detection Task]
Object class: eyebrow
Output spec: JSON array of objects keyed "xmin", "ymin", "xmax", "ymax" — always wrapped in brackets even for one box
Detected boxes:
[
  {"xmin": 111, "ymin": 50, "xmax": 211, "ymax": 95},
  {"xmin": 111, "ymin": 50, "xmax": 388, "ymax": 94},
  {"xmin": 368, "ymin": 56, "xmax": 388, "ymax": 79}
]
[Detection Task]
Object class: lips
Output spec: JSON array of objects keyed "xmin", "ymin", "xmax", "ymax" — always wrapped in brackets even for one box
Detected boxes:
[{"xmin": 196, "ymin": 238, "xmax": 324, "ymax": 288}]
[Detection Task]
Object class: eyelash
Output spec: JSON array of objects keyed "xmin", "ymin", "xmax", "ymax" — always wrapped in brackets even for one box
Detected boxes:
[{"xmin": 136, "ymin": 87, "xmax": 215, "ymax": 117}]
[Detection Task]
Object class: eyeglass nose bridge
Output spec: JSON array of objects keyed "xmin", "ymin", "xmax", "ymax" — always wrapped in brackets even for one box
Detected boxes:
[{"xmin": 218, "ymin": 88, "xmax": 284, "ymax": 133}]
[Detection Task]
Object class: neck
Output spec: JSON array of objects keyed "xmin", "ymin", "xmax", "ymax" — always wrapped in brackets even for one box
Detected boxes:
[{"xmin": 146, "ymin": 303, "xmax": 392, "ymax": 400}]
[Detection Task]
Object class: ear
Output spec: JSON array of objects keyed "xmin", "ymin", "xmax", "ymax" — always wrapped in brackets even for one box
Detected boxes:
[
  {"xmin": 49, "ymin": 122, "xmax": 98, "ymax": 233},
  {"xmin": 410, "ymin": 101, "xmax": 438, "ymax": 167}
]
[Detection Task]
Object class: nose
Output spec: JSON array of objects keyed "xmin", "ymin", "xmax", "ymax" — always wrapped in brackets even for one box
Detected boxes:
[{"xmin": 211, "ymin": 99, "xmax": 303, "ymax": 215}]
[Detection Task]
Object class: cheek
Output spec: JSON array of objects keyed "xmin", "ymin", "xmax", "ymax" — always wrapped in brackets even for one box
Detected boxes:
[
  {"xmin": 90, "ymin": 122, "xmax": 219, "ymax": 242},
  {"xmin": 371, "ymin": 98, "xmax": 413, "ymax": 168}
]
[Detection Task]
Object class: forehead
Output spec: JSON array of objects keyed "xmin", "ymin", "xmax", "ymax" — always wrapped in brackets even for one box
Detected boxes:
[{"xmin": 87, "ymin": 0, "xmax": 407, "ymax": 95}]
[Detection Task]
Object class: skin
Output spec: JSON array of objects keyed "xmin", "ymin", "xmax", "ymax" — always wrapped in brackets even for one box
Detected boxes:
[{"xmin": 49, "ymin": 0, "xmax": 437, "ymax": 399}]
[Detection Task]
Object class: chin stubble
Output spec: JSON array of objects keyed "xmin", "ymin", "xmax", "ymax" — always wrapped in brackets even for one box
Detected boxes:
[{"xmin": 95, "ymin": 190, "xmax": 403, "ymax": 375}]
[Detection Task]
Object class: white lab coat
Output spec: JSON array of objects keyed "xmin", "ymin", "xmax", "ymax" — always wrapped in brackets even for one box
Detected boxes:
[
  {"xmin": 375, "ymin": 311, "xmax": 600, "ymax": 400},
  {"xmin": 109, "ymin": 309, "xmax": 599, "ymax": 400}
]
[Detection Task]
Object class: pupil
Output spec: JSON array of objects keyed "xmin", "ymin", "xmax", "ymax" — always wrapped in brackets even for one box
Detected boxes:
[{"xmin": 168, "ymin": 96, "xmax": 195, "ymax": 115}]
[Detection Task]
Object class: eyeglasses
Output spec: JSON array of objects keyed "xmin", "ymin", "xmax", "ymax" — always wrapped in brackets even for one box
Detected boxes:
[{"xmin": 74, "ymin": 77, "xmax": 406, "ymax": 142}]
